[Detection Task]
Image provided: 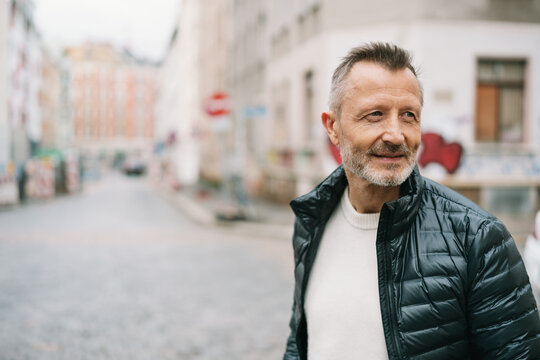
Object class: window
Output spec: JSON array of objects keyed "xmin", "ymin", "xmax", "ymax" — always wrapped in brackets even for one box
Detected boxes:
[
  {"xmin": 271, "ymin": 27, "xmax": 291, "ymax": 59},
  {"xmin": 485, "ymin": 187, "xmax": 535, "ymax": 216},
  {"xmin": 297, "ymin": 3, "xmax": 321, "ymax": 43},
  {"xmin": 271, "ymin": 81, "xmax": 290, "ymax": 148},
  {"xmin": 475, "ymin": 59, "xmax": 526, "ymax": 143}
]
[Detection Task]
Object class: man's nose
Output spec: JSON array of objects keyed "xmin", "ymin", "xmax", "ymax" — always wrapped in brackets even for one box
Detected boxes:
[{"xmin": 381, "ymin": 116, "xmax": 405, "ymax": 145}]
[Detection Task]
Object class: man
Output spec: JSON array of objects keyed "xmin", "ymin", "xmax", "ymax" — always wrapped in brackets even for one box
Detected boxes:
[{"xmin": 283, "ymin": 42, "xmax": 540, "ymax": 360}]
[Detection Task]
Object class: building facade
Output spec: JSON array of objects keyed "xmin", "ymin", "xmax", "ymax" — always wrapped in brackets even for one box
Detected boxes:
[
  {"xmin": 154, "ymin": 0, "xmax": 202, "ymax": 186},
  {"xmin": 0, "ymin": 0, "xmax": 9, "ymax": 169},
  {"xmin": 226, "ymin": 0, "xmax": 270, "ymax": 194},
  {"xmin": 155, "ymin": 0, "xmax": 230, "ymax": 187},
  {"xmin": 0, "ymin": 0, "xmax": 42, "ymax": 204},
  {"xmin": 224, "ymin": 0, "xmax": 540, "ymax": 239},
  {"xmin": 262, "ymin": 0, "xmax": 540, "ymax": 193},
  {"xmin": 64, "ymin": 43, "xmax": 158, "ymax": 165},
  {"xmin": 0, "ymin": 0, "xmax": 17, "ymax": 204},
  {"xmin": 160, "ymin": 0, "xmax": 540, "ymax": 235},
  {"xmin": 39, "ymin": 49, "xmax": 73, "ymax": 150},
  {"xmin": 198, "ymin": 0, "xmax": 229, "ymax": 184},
  {"xmin": 40, "ymin": 49, "xmax": 60, "ymax": 149},
  {"xmin": 7, "ymin": 0, "xmax": 42, "ymax": 163}
]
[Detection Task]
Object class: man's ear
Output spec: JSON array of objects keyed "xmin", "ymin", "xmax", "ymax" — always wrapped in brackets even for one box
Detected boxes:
[{"xmin": 322, "ymin": 111, "xmax": 340, "ymax": 145}]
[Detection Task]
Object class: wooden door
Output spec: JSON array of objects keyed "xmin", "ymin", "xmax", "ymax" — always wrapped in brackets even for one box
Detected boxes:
[{"xmin": 475, "ymin": 84, "xmax": 498, "ymax": 142}]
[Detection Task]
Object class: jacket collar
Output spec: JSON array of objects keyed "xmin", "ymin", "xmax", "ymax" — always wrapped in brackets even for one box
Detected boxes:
[
  {"xmin": 290, "ymin": 165, "xmax": 349, "ymax": 228},
  {"xmin": 290, "ymin": 164, "xmax": 423, "ymax": 233}
]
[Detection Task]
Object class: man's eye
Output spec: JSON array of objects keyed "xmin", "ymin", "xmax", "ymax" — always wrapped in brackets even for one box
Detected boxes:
[
  {"xmin": 370, "ymin": 111, "xmax": 383, "ymax": 116},
  {"xmin": 403, "ymin": 112, "xmax": 417, "ymax": 121},
  {"xmin": 404, "ymin": 111, "xmax": 415, "ymax": 118}
]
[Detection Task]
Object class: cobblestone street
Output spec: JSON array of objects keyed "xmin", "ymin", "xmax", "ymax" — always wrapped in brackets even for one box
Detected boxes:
[{"xmin": 0, "ymin": 173, "xmax": 294, "ymax": 359}]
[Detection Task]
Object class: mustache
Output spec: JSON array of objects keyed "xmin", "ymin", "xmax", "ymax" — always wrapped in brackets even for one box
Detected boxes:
[{"xmin": 366, "ymin": 142, "xmax": 412, "ymax": 157}]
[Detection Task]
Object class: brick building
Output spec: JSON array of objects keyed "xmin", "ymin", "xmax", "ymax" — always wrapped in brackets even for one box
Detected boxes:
[{"xmin": 64, "ymin": 43, "xmax": 158, "ymax": 164}]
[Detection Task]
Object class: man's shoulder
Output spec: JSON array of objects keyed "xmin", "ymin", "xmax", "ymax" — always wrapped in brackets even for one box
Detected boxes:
[
  {"xmin": 418, "ymin": 177, "xmax": 511, "ymax": 249},
  {"xmin": 420, "ymin": 176, "xmax": 494, "ymax": 221}
]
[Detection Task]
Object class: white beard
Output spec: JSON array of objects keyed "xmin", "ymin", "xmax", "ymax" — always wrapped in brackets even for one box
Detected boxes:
[{"xmin": 340, "ymin": 138, "xmax": 416, "ymax": 187}]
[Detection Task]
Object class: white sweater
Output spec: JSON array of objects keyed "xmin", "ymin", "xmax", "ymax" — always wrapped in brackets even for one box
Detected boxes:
[{"xmin": 304, "ymin": 187, "xmax": 388, "ymax": 359}]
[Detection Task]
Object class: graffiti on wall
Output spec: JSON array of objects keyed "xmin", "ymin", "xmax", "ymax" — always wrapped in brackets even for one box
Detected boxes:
[{"xmin": 418, "ymin": 133, "xmax": 463, "ymax": 174}]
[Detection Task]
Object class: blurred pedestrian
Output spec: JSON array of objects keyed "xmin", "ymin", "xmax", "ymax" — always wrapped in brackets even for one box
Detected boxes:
[
  {"xmin": 16, "ymin": 162, "xmax": 27, "ymax": 202},
  {"xmin": 283, "ymin": 42, "xmax": 540, "ymax": 360}
]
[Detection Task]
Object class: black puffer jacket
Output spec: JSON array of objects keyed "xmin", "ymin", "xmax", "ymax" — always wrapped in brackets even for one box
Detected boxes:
[{"xmin": 284, "ymin": 165, "xmax": 540, "ymax": 360}]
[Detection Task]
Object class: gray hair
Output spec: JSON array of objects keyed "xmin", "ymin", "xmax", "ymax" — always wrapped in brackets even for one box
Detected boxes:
[{"xmin": 328, "ymin": 42, "xmax": 423, "ymax": 117}]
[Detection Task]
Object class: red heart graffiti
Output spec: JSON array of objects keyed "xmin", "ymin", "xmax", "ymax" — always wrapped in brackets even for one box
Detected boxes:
[{"xmin": 418, "ymin": 133, "xmax": 463, "ymax": 174}]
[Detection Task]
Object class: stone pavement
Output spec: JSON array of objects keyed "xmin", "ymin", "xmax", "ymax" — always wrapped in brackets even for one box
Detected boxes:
[{"xmin": 0, "ymin": 173, "xmax": 295, "ymax": 360}]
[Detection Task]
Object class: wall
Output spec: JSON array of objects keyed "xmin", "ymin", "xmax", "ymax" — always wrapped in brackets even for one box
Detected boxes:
[
  {"xmin": 40, "ymin": 49, "xmax": 60, "ymax": 149},
  {"xmin": 322, "ymin": 0, "xmax": 540, "ymax": 32},
  {"xmin": 154, "ymin": 0, "xmax": 201, "ymax": 186},
  {"xmin": 8, "ymin": 0, "xmax": 42, "ymax": 162},
  {"xmin": 415, "ymin": 21, "xmax": 540, "ymax": 153},
  {"xmin": 198, "ymin": 0, "xmax": 229, "ymax": 183},
  {"xmin": 0, "ymin": 0, "xmax": 9, "ymax": 166},
  {"xmin": 228, "ymin": 0, "xmax": 271, "ymax": 192}
]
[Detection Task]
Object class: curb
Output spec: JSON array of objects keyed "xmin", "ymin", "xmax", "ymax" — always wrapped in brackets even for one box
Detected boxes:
[
  {"xmin": 171, "ymin": 191, "xmax": 220, "ymax": 226},
  {"xmin": 156, "ymin": 187, "xmax": 218, "ymax": 226},
  {"xmin": 157, "ymin": 186, "xmax": 293, "ymax": 240}
]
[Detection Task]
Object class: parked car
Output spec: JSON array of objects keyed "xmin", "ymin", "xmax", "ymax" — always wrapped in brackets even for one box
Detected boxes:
[{"xmin": 122, "ymin": 156, "xmax": 146, "ymax": 176}]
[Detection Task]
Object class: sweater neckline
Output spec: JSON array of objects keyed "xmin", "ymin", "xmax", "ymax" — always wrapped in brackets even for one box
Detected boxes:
[{"xmin": 340, "ymin": 187, "xmax": 380, "ymax": 230}]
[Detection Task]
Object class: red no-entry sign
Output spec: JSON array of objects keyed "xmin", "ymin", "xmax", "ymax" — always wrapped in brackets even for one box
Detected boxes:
[{"xmin": 204, "ymin": 91, "xmax": 231, "ymax": 117}]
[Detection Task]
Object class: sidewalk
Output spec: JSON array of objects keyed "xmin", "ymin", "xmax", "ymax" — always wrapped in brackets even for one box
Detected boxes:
[{"xmin": 155, "ymin": 181, "xmax": 295, "ymax": 241}]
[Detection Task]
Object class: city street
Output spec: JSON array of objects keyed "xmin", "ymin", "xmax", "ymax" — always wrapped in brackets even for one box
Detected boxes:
[{"xmin": 0, "ymin": 173, "xmax": 294, "ymax": 359}]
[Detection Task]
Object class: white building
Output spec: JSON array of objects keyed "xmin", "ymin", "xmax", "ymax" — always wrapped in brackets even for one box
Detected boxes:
[
  {"xmin": 227, "ymin": 0, "xmax": 540, "ymax": 238},
  {"xmin": 39, "ymin": 48, "xmax": 73, "ymax": 149},
  {"xmin": 155, "ymin": 0, "xmax": 226, "ymax": 185},
  {"xmin": 198, "ymin": 0, "xmax": 229, "ymax": 184},
  {"xmin": 0, "ymin": 0, "xmax": 9, "ymax": 168},
  {"xmin": 57, "ymin": 57, "xmax": 73, "ymax": 150},
  {"xmin": 40, "ymin": 48, "xmax": 61, "ymax": 150},
  {"xmin": 266, "ymin": 1, "xmax": 540, "ymax": 183},
  {"xmin": 8, "ymin": 0, "xmax": 42, "ymax": 162},
  {"xmin": 0, "ymin": 0, "xmax": 17, "ymax": 205},
  {"xmin": 227, "ymin": 0, "xmax": 271, "ymax": 194},
  {"xmin": 0, "ymin": 0, "xmax": 42, "ymax": 204}
]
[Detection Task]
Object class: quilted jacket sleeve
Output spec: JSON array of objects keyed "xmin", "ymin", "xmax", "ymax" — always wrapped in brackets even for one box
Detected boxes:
[
  {"xmin": 283, "ymin": 298, "xmax": 300, "ymax": 360},
  {"xmin": 468, "ymin": 220, "xmax": 540, "ymax": 359}
]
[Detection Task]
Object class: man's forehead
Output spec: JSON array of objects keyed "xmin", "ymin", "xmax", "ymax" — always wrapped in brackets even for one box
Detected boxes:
[
  {"xmin": 348, "ymin": 61, "xmax": 416, "ymax": 81},
  {"xmin": 345, "ymin": 61, "xmax": 422, "ymax": 98}
]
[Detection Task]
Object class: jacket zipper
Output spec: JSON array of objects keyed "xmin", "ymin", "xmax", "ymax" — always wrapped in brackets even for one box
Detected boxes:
[{"xmin": 379, "ymin": 212, "xmax": 404, "ymax": 359}]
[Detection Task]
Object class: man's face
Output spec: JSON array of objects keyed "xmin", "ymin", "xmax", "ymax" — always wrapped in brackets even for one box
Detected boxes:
[{"xmin": 325, "ymin": 61, "xmax": 422, "ymax": 187}]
